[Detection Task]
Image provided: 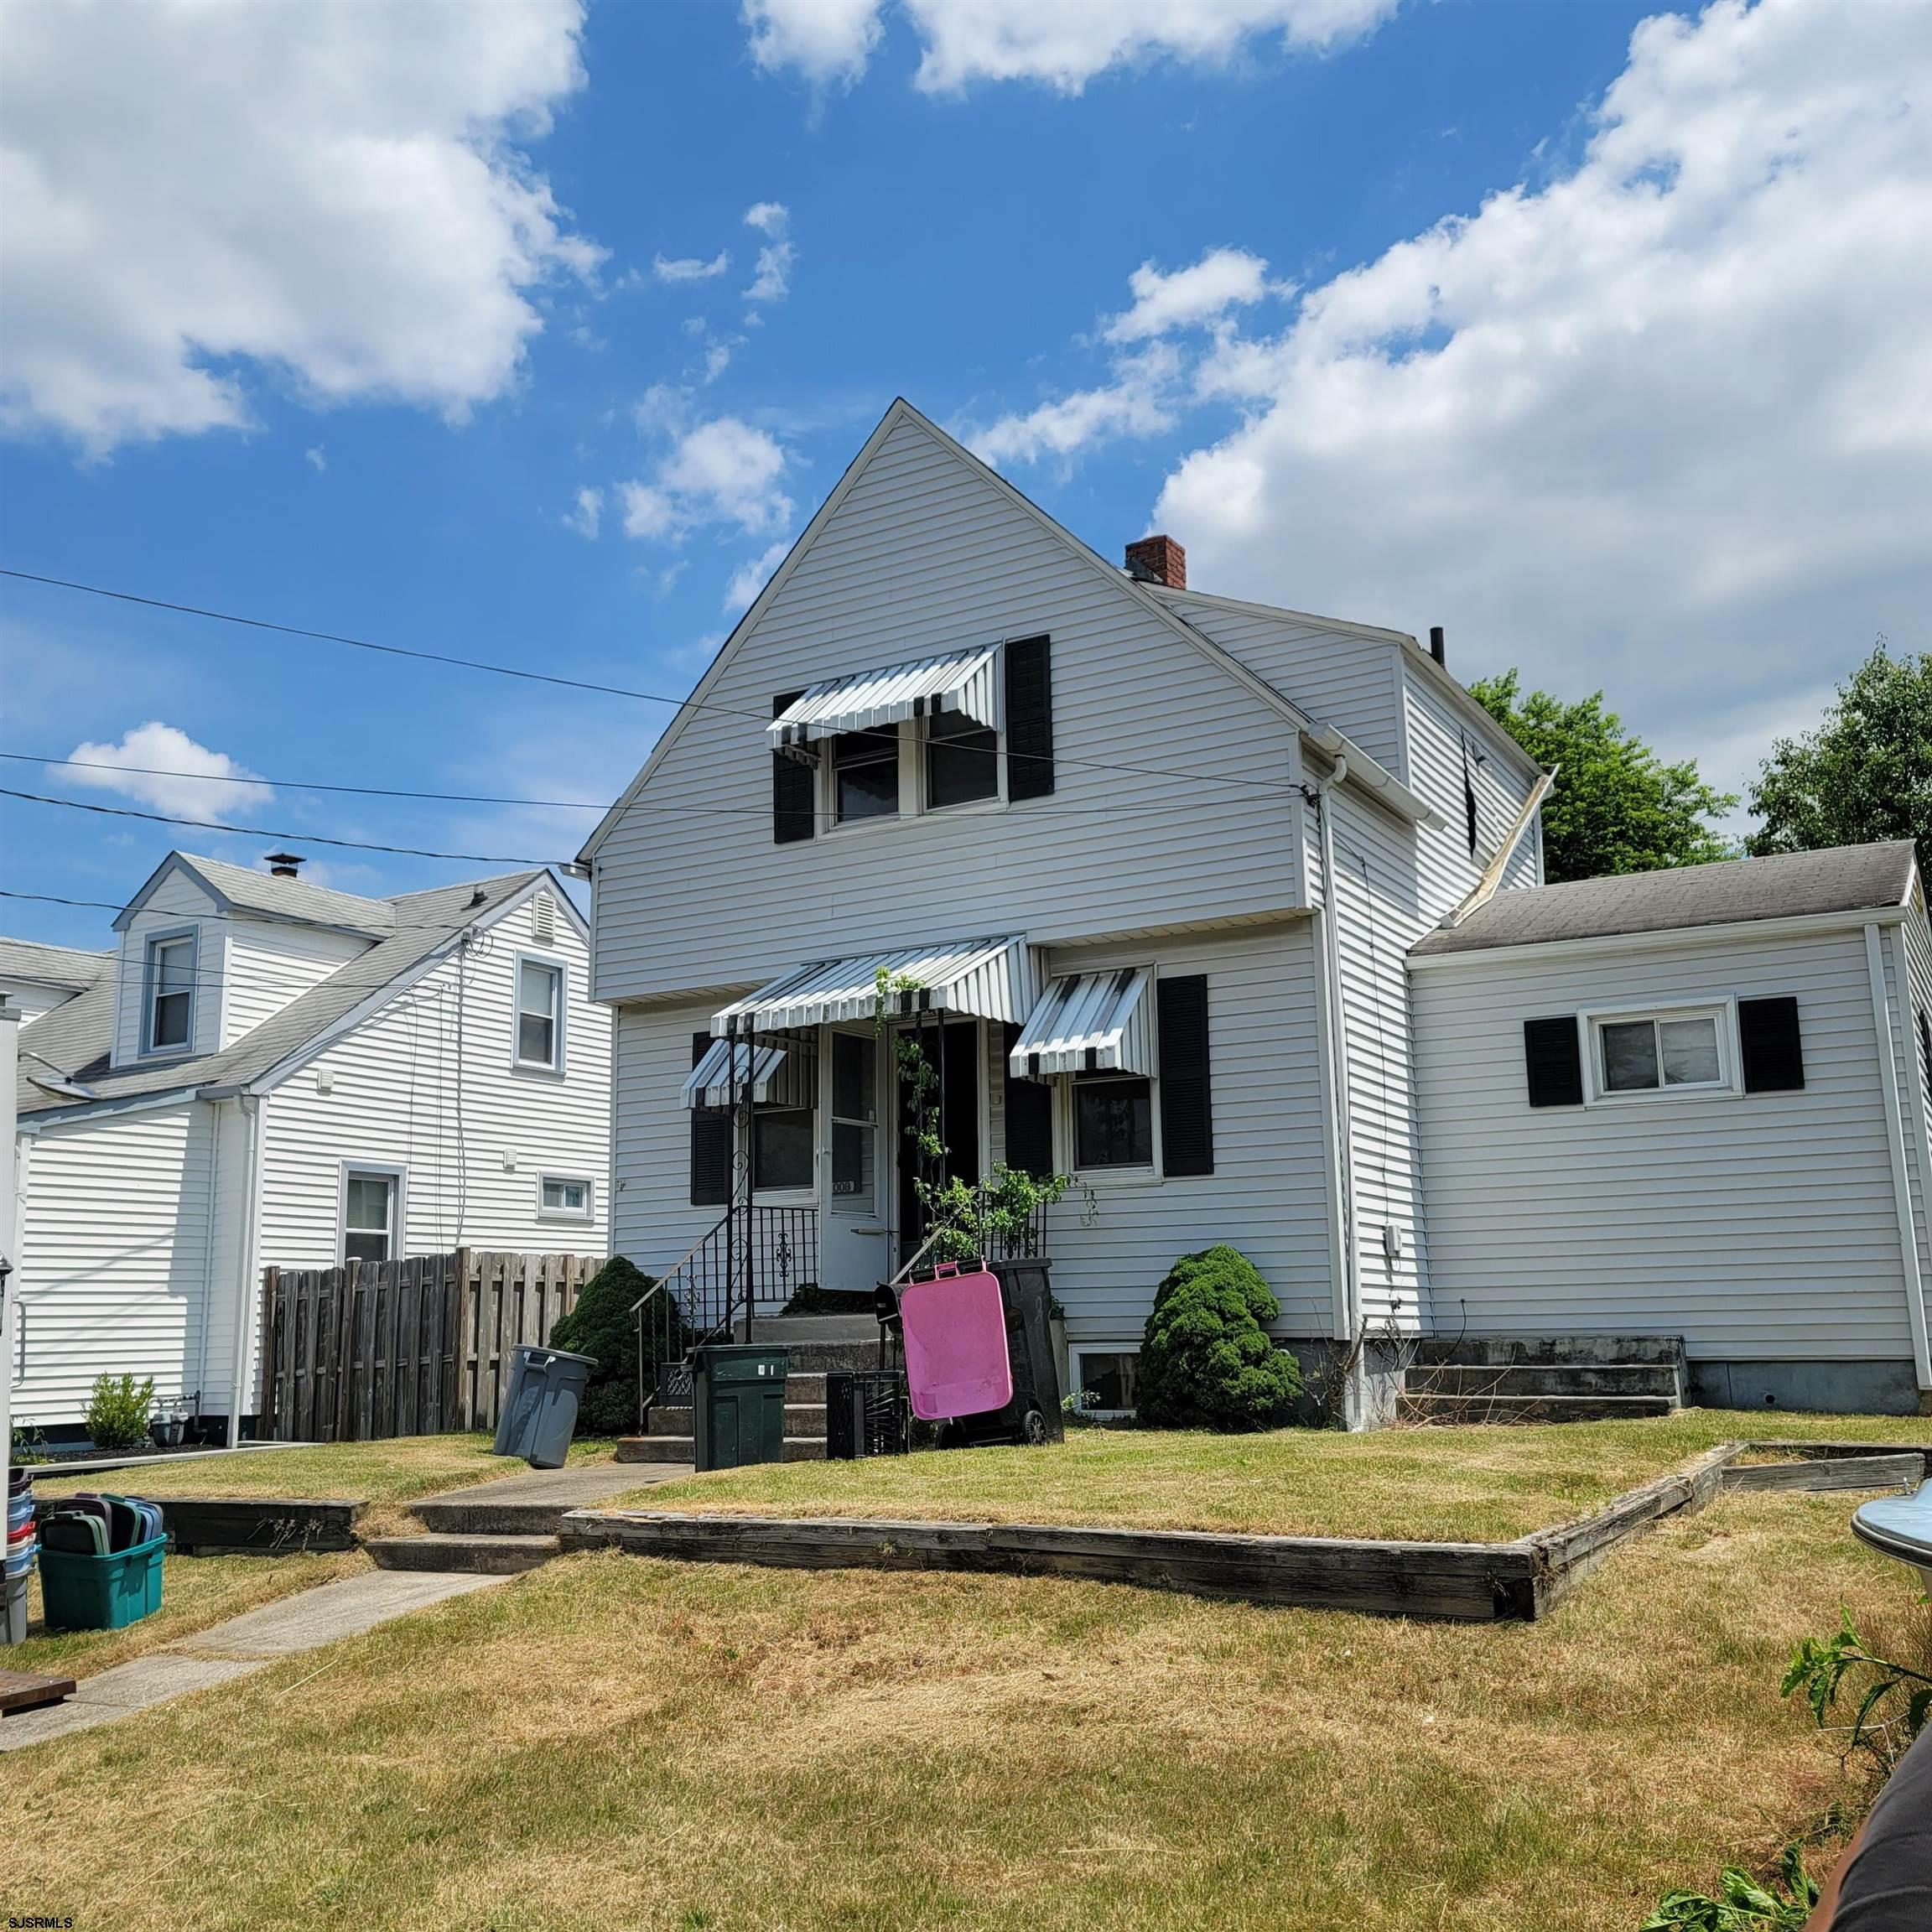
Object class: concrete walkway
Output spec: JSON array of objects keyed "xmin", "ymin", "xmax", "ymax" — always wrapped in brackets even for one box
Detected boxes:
[
  {"xmin": 411, "ymin": 1459, "xmax": 680, "ymax": 1535},
  {"xmin": 0, "ymin": 1568, "xmax": 502, "ymax": 1753}
]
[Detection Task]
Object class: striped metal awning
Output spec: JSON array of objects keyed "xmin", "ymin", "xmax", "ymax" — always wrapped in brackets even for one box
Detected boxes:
[
  {"xmin": 767, "ymin": 645, "xmax": 1000, "ymax": 750},
  {"xmin": 714, "ymin": 936, "xmax": 1037, "ymax": 1036},
  {"xmin": 680, "ymin": 1039, "xmax": 787, "ymax": 1109},
  {"xmin": 1009, "ymin": 969, "xmax": 1155, "ymax": 1078}
]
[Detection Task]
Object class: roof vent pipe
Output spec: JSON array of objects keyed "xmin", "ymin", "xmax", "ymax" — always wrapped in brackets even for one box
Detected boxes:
[
  {"xmin": 264, "ymin": 852, "xmax": 304, "ymax": 878},
  {"xmin": 1429, "ymin": 626, "xmax": 1446, "ymax": 667}
]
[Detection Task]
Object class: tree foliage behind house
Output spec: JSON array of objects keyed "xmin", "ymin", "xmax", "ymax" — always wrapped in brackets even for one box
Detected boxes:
[
  {"xmin": 1470, "ymin": 670, "xmax": 1737, "ymax": 882},
  {"xmin": 1135, "ymin": 1246, "xmax": 1301, "ymax": 1431},
  {"xmin": 1747, "ymin": 641, "xmax": 1932, "ymax": 880}
]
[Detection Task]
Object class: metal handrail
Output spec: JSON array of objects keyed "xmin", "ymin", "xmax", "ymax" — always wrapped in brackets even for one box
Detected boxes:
[{"xmin": 630, "ymin": 1215, "xmax": 730, "ymax": 1317}]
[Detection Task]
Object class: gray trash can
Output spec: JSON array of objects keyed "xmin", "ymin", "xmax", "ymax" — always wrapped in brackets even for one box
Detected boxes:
[{"xmin": 492, "ymin": 1344, "xmax": 598, "ymax": 1469}]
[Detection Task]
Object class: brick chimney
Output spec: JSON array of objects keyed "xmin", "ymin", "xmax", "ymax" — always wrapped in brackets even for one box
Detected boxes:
[{"xmin": 1124, "ymin": 533, "xmax": 1186, "ymax": 590}]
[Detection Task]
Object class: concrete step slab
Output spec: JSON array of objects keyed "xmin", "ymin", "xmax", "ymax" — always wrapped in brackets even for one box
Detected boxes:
[
  {"xmin": 411, "ymin": 1462, "xmax": 669, "ymax": 1536},
  {"xmin": 646, "ymin": 1404, "xmax": 827, "ymax": 1438},
  {"xmin": 615, "ymin": 1435, "xmax": 827, "ymax": 1465},
  {"xmin": 365, "ymin": 1533, "xmax": 559, "ymax": 1574}
]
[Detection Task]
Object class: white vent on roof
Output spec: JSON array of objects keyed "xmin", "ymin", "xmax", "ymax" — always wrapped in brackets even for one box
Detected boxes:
[{"xmin": 532, "ymin": 891, "xmax": 555, "ymax": 945}]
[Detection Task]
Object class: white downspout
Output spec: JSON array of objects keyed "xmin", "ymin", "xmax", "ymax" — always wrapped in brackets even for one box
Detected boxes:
[
  {"xmin": 196, "ymin": 1098, "xmax": 222, "ymax": 1411},
  {"xmin": 225, "ymin": 1093, "xmax": 266, "ymax": 1446},
  {"xmin": 1866, "ymin": 922, "xmax": 1932, "ymax": 1394},
  {"xmin": 0, "ymin": 1000, "xmax": 19, "ymax": 1469},
  {"xmin": 1316, "ymin": 766, "xmax": 1361, "ymax": 1349}
]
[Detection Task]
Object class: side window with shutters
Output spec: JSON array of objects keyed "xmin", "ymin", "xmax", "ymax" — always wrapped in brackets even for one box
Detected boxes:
[
  {"xmin": 1524, "ymin": 1016, "xmax": 1583, "ymax": 1108},
  {"xmin": 689, "ymin": 1031, "xmax": 733, "ymax": 1207},
  {"xmin": 1005, "ymin": 635, "xmax": 1054, "ymax": 802},
  {"xmin": 1157, "ymin": 975, "xmax": 1214, "ymax": 1176},
  {"xmin": 771, "ymin": 690, "xmax": 814, "ymax": 844}
]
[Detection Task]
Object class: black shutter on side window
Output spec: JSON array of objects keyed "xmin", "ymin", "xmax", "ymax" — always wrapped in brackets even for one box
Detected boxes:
[
  {"xmin": 689, "ymin": 1031, "xmax": 732, "ymax": 1206},
  {"xmin": 771, "ymin": 690, "xmax": 813, "ymax": 844},
  {"xmin": 1739, "ymin": 997, "xmax": 1805, "ymax": 1093},
  {"xmin": 1157, "ymin": 976, "xmax": 1214, "ymax": 1176},
  {"xmin": 1001, "ymin": 1023, "xmax": 1056, "ymax": 1180},
  {"xmin": 1005, "ymin": 636, "xmax": 1054, "ymax": 801},
  {"xmin": 1524, "ymin": 1016, "xmax": 1583, "ymax": 1108},
  {"xmin": 1919, "ymin": 1010, "xmax": 1931, "ymax": 1096}
]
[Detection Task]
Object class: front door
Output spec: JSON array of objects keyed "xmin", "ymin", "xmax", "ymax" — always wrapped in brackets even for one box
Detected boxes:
[
  {"xmin": 819, "ymin": 1026, "xmax": 891, "ymax": 1294},
  {"xmin": 895, "ymin": 1018, "xmax": 984, "ymax": 1267}
]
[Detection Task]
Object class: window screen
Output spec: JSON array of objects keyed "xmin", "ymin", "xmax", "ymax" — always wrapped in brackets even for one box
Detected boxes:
[{"xmin": 517, "ymin": 959, "xmax": 561, "ymax": 1066}]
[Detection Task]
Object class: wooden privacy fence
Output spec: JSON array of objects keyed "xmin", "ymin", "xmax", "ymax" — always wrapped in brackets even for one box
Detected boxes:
[{"xmin": 258, "ymin": 1249, "xmax": 600, "ymax": 1442}]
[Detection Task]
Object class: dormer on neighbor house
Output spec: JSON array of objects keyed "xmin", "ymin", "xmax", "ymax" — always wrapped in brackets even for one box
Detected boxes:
[{"xmin": 107, "ymin": 852, "xmax": 391, "ymax": 1068}]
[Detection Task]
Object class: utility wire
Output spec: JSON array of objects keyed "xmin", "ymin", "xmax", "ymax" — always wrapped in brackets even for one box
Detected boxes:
[
  {"xmin": 0, "ymin": 887, "xmax": 126, "ymax": 911},
  {"xmin": 1, "ymin": 565, "xmax": 1315, "ymax": 798},
  {"xmin": 0, "ymin": 787, "xmax": 562, "ymax": 867}
]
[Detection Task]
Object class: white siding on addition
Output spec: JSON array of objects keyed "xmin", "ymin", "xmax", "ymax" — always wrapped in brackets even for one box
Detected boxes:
[
  {"xmin": 257, "ymin": 890, "xmax": 610, "ymax": 1270},
  {"xmin": 1413, "ymin": 927, "xmax": 1916, "ymax": 1361},
  {"xmin": 589, "ymin": 411, "xmax": 1306, "ymax": 1005},
  {"xmin": 13, "ymin": 1100, "xmax": 213, "ymax": 1427},
  {"xmin": 220, "ymin": 917, "xmax": 368, "ymax": 1049}
]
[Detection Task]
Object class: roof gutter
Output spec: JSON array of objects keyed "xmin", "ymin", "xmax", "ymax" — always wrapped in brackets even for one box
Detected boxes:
[
  {"xmin": 17, "ymin": 1083, "xmax": 203, "ymax": 1130},
  {"xmin": 1437, "ymin": 766, "xmax": 1557, "ymax": 930},
  {"xmin": 1302, "ymin": 725, "xmax": 1442, "ymax": 830}
]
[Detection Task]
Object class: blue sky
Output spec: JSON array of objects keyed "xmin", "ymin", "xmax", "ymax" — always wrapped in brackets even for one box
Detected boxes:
[{"xmin": 3, "ymin": 0, "xmax": 1929, "ymax": 949}]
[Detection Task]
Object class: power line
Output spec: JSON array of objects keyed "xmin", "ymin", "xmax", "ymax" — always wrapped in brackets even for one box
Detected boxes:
[
  {"xmin": 0, "ymin": 887, "xmax": 124, "ymax": 911},
  {"xmin": 0, "ymin": 787, "xmax": 563, "ymax": 867},
  {"xmin": 1, "ymin": 565, "xmax": 1312, "ymax": 798}
]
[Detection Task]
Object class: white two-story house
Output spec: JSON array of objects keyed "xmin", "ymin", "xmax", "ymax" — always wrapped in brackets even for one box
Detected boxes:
[
  {"xmin": 10, "ymin": 852, "xmax": 611, "ymax": 1437},
  {"xmin": 582, "ymin": 400, "xmax": 1932, "ymax": 1424}
]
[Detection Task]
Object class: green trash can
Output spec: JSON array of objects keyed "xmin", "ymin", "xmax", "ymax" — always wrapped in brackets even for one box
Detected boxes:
[{"xmin": 691, "ymin": 1344, "xmax": 791, "ymax": 1472}]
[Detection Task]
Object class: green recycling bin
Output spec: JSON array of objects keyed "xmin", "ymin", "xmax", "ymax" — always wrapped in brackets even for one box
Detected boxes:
[{"xmin": 691, "ymin": 1344, "xmax": 791, "ymax": 1472}]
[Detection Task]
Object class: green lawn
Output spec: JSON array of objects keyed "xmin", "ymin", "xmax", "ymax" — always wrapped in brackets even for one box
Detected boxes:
[
  {"xmin": 3, "ymin": 1486, "xmax": 1913, "ymax": 1930},
  {"xmin": 613, "ymin": 1409, "xmax": 1932, "ymax": 1544}
]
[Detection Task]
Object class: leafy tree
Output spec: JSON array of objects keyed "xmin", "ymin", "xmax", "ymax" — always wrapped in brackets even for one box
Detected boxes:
[
  {"xmin": 1469, "ymin": 670, "xmax": 1737, "ymax": 883},
  {"xmin": 1748, "ymin": 640, "xmax": 1932, "ymax": 879},
  {"xmin": 548, "ymin": 1255, "xmax": 667, "ymax": 1436},
  {"xmin": 1135, "ymin": 1246, "xmax": 1301, "ymax": 1432}
]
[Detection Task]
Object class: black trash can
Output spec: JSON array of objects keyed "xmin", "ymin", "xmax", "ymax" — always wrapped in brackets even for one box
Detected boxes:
[
  {"xmin": 933, "ymin": 1261, "xmax": 1064, "ymax": 1449},
  {"xmin": 493, "ymin": 1344, "xmax": 598, "ymax": 1469},
  {"xmin": 691, "ymin": 1344, "xmax": 791, "ymax": 1472},
  {"xmin": 825, "ymin": 1369, "xmax": 910, "ymax": 1460}
]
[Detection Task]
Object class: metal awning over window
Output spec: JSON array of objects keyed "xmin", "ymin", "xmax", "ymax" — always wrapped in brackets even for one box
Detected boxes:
[
  {"xmin": 767, "ymin": 645, "xmax": 1000, "ymax": 750},
  {"xmin": 680, "ymin": 1039, "xmax": 787, "ymax": 1109},
  {"xmin": 714, "ymin": 936, "xmax": 1037, "ymax": 1036},
  {"xmin": 1009, "ymin": 969, "xmax": 1155, "ymax": 1078}
]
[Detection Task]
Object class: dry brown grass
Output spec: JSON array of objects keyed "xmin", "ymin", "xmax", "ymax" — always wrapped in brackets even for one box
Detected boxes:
[
  {"xmin": 2, "ymin": 1486, "xmax": 1914, "ymax": 1931},
  {"xmin": 618, "ymin": 1409, "xmax": 1932, "ymax": 1544}
]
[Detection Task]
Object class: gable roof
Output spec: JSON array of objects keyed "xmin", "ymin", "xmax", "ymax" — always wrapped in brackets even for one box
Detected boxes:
[
  {"xmin": 0, "ymin": 937, "xmax": 112, "ymax": 995},
  {"xmin": 1410, "ymin": 842, "xmax": 1919, "ymax": 958},
  {"xmin": 578, "ymin": 397, "xmax": 1436, "ymax": 863},
  {"xmin": 113, "ymin": 852, "xmax": 397, "ymax": 939},
  {"xmin": 18, "ymin": 870, "xmax": 562, "ymax": 1119}
]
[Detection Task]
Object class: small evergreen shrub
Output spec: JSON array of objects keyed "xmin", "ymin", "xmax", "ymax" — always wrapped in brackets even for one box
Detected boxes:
[
  {"xmin": 548, "ymin": 1256, "xmax": 667, "ymax": 1436},
  {"xmin": 86, "ymin": 1372, "xmax": 157, "ymax": 1452},
  {"xmin": 1135, "ymin": 1246, "xmax": 1301, "ymax": 1431}
]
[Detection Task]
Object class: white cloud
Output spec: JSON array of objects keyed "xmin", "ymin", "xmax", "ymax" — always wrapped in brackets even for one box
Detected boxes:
[
  {"xmin": 621, "ymin": 417, "xmax": 793, "ymax": 542},
  {"xmin": 745, "ymin": 0, "xmax": 1394, "ymax": 92},
  {"xmin": 967, "ymin": 345, "xmax": 1182, "ymax": 466},
  {"xmin": 744, "ymin": 0, "xmax": 885, "ymax": 86},
  {"xmin": 724, "ymin": 537, "xmax": 794, "ymax": 614},
  {"xmin": 0, "ymin": 0, "xmax": 600, "ymax": 454},
  {"xmin": 64, "ymin": 722, "xmax": 273, "ymax": 823},
  {"xmin": 564, "ymin": 486, "xmax": 603, "ymax": 538},
  {"xmin": 743, "ymin": 202, "xmax": 794, "ymax": 306},
  {"xmin": 304, "ymin": 446, "xmax": 326, "ymax": 472},
  {"xmin": 1106, "ymin": 248, "xmax": 1277, "ymax": 342},
  {"xmin": 652, "ymin": 251, "xmax": 731, "ymax": 283}
]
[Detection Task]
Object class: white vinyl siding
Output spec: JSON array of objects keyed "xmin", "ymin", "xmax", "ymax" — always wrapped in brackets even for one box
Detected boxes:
[
  {"xmin": 112, "ymin": 867, "xmax": 218, "ymax": 1065},
  {"xmin": 1414, "ymin": 927, "xmax": 1916, "ymax": 1361},
  {"xmin": 220, "ymin": 918, "xmax": 368, "ymax": 1049},
  {"xmin": 589, "ymin": 414, "xmax": 1306, "ymax": 1005}
]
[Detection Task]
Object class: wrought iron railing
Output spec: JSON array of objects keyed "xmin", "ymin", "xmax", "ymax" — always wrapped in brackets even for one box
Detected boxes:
[
  {"xmin": 631, "ymin": 1205, "xmax": 818, "ymax": 1428},
  {"xmin": 890, "ymin": 1188, "xmax": 1051, "ymax": 1287}
]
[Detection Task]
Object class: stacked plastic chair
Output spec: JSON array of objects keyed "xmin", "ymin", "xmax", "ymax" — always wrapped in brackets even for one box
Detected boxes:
[
  {"xmin": 37, "ymin": 1492, "xmax": 166, "ymax": 1633},
  {"xmin": 3, "ymin": 1468, "xmax": 34, "ymax": 1645}
]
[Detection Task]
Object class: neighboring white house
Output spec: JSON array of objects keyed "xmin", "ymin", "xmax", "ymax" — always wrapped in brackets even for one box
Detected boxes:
[
  {"xmin": 9, "ymin": 852, "xmax": 611, "ymax": 1436},
  {"xmin": 0, "ymin": 937, "xmax": 111, "ymax": 1027},
  {"xmin": 579, "ymin": 397, "xmax": 1932, "ymax": 1422}
]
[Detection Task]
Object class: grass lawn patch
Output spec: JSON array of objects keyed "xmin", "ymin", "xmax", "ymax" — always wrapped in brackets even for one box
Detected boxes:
[
  {"xmin": 2, "ymin": 1488, "xmax": 1911, "ymax": 1930},
  {"xmin": 613, "ymin": 1410, "xmax": 1932, "ymax": 1545}
]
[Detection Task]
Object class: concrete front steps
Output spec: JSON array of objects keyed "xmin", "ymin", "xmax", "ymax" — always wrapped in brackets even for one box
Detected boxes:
[
  {"xmin": 365, "ymin": 1463, "xmax": 668, "ymax": 1573},
  {"xmin": 363, "ymin": 1531, "xmax": 558, "ymax": 1574},
  {"xmin": 616, "ymin": 1311, "xmax": 881, "ymax": 1465},
  {"xmin": 1401, "ymin": 1335, "xmax": 1686, "ymax": 1425}
]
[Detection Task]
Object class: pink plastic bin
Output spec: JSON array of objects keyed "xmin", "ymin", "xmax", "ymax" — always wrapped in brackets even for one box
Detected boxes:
[{"xmin": 899, "ymin": 1266, "xmax": 1012, "ymax": 1421}]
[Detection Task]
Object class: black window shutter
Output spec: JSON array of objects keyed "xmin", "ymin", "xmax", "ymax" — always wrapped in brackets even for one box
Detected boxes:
[
  {"xmin": 1001, "ymin": 1023, "xmax": 1056, "ymax": 1180},
  {"xmin": 771, "ymin": 690, "xmax": 814, "ymax": 844},
  {"xmin": 1739, "ymin": 996, "xmax": 1805, "ymax": 1093},
  {"xmin": 1157, "ymin": 975, "xmax": 1214, "ymax": 1176},
  {"xmin": 689, "ymin": 1031, "xmax": 732, "ymax": 1206},
  {"xmin": 1920, "ymin": 1010, "xmax": 1931, "ymax": 1096},
  {"xmin": 1524, "ymin": 1016, "xmax": 1583, "ymax": 1107},
  {"xmin": 1005, "ymin": 636, "xmax": 1054, "ymax": 801}
]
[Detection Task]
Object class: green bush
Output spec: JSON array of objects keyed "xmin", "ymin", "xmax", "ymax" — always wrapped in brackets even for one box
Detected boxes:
[
  {"xmin": 548, "ymin": 1256, "xmax": 667, "ymax": 1436},
  {"xmin": 1135, "ymin": 1246, "xmax": 1301, "ymax": 1431},
  {"xmin": 86, "ymin": 1372, "xmax": 156, "ymax": 1452}
]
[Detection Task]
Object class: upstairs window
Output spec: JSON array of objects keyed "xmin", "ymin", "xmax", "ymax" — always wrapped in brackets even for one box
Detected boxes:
[
  {"xmin": 144, "ymin": 932, "xmax": 195, "ymax": 1054},
  {"xmin": 829, "ymin": 728, "xmax": 900, "ymax": 824},
  {"xmin": 516, "ymin": 958, "xmax": 564, "ymax": 1069},
  {"xmin": 1596, "ymin": 1012, "xmax": 1724, "ymax": 1093},
  {"xmin": 926, "ymin": 709, "xmax": 999, "ymax": 809}
]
